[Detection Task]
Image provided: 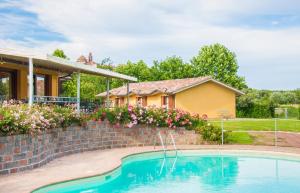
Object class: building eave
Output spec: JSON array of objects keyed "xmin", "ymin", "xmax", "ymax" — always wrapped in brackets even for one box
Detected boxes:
[{"xmin": 0, "ymin": 48, "xmax": 137, "ymax": 82}]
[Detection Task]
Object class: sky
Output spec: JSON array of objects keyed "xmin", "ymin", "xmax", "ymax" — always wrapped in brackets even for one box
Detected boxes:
[{"xmin": 0, "ymin": 0, "xmax": 299, "ymax": 90}]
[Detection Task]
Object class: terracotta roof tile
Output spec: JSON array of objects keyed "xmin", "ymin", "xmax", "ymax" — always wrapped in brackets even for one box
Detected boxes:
[
  {"xmin": 77, "ymin": 55, "xmax": 87, "ymax": 63},
  {"xmin": 97, "ymin": 76, "xmax": 216, "ymax": 97}
]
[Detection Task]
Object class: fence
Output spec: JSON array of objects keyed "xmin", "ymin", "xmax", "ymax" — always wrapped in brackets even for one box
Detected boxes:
[{"xmin": 211, "ymin": 118, "xmax": 300, "ymax": 148}]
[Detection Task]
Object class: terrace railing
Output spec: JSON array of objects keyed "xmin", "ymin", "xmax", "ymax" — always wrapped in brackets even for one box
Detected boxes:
[
  {"xmin": 0, "ymin": 95, "xmax": 8, "ymax": 102},
  {"xmin": 33, "ymin": 96, "xmax": 99, "ymax": 113},
  {"xmin": 33, "ymin": 96, "xmax": 78, "ymax": 104}
]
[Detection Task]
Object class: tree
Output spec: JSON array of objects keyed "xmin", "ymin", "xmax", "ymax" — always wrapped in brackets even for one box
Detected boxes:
[
  {"xmin": 52, "ymin": 49, "xmax": 107, "ymax": 99},
  {"xmin": 271, "ymin": 91, "xmax": 298, "ymax": 104},
  {"xmin": 237, "ymin": 89, "xmax": 277, "ymax": 118},
  {"xmin": 52, "ymin": 49, "xmax": 68, "ymax": 59},
  {"xmin": 112, "ymin": 60, "xmax": 152, "ymax": 87},
  {"xmin": 191, "ymin": 44, "xmax": 247, "ymax": 89},
  {"xmin": 150, "ymin": 56, "xmax": 193, "ymax": 80},
  {"xmin": 296, "ymin": 89, "xmax": 300, "ymax": 104},
  {"xmin": 62, "ymin": 74, "xmax": 107, "ymax": 100}
]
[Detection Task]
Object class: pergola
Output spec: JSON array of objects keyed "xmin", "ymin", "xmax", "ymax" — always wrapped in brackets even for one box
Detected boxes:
[{"xmin": 0, "ymin": 48, "xmax": 137, "ymax": 112}]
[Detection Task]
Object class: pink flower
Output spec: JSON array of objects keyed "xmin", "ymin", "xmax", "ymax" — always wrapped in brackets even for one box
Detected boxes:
[
  {"xmin": 127, "ymin": 122, "xmax": 134, "ymax": 128},
  {"xmin": 202, "ymin": 114, "xmax": 208, "ymax": 120},
  {"xmin": 128, "ymin": 105, "xmax": 133, "ymax": 112}
]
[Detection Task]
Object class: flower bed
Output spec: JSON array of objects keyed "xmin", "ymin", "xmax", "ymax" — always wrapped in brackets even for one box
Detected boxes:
[
  {"xmin": 92, "ymin": 105, "xmax": 206, "ymax": 130},
  {"xmin": 0, "ymin": 101, "xmax": 84, "ymax": 136},
  {"xmin": 0, "ymin": 102, "xmax": 227, "ymax": 144}
]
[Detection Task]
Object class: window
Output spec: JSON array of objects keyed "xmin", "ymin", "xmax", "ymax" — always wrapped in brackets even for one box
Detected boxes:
[
  {"xmin": 0, "ymin": 70, "xmax": 16, "ymax": 100},
  {"xmin": 136, "ymin": 96, "xmax": 143, "ymax": 106},
  {"xmin": 162, "ymin": 96, "xmax": 168, "ymax": 107},
  {"xmin": 120, "ymin": 97, "xmax": 125, "ymax": 106},
  {"xmin": 115, "ymin": 98, "xmax": 120, "ymax": 107},
  {"xmin": 136, "ymin": 96, "xmax": 147, "ymax": 107},
  {"xmin": 34, "ymin": 74, "xmax": 50, "ymax": 96},
  {"xmin": 0, "ymin": 72, "xmax": 12, "ymax": 100}
]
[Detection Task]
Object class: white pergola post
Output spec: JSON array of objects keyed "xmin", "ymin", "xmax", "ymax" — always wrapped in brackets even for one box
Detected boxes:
[
  {"xmin": 126, "ymin": 82, "xmax": 130, "ymax": 106},
  {"xmin": 76, "ymin": 72, "xmax": 80, "ymax": 113},
  {"xmin": 106, "ymin": 78, "xmax": 110, "ymax": 108},
  {"xmin": 28, "ymin": 57, "xmax": 34, "ymax": 106}
]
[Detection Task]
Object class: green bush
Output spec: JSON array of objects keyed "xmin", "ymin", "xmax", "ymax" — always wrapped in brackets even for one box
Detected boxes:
[
  {"xmin": 196, "ymin": 124, "xmax": 228, "ymax": 144},
  {"xmin": 237, "ymin": 89, "xmax": 277, "ymax": 118}
]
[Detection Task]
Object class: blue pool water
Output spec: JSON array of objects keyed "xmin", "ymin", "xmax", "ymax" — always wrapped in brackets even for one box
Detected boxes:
[{"xmin": 33, "ymin": 151, "xmax": 300, "ymax": 193}]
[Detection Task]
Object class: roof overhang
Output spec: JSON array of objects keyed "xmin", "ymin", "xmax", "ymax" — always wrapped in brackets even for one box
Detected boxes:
[{"xmin": 0, "ymin": 48, "xmax": 137, "ymax": 82}]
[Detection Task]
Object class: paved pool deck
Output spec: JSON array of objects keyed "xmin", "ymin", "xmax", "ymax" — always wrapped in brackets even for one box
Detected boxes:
[{"xmin": 1, "ymin": 145, "xmax": 300, "ymax": 193}]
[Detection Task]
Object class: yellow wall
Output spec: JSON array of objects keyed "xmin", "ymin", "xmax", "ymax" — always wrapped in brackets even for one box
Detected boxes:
[
  {"xmin": 144, "ymin": 94, "xmax": 162, "ymax": 107},
  {"xmin": 50, "ymin": 74, "xmax": 58, "ymax": 97},
  {"xmin": 106, "ymin": 81, "xmax": 237, "ymax": 118},
  {"xmin": 0, "ymin": 62, "xmax": 59, "ymax": 99},
  {"xmin": 175, "ymin": 81, "xmax": 236, "ymax": 119},
  {"xmin": 109, "ymin": 94, "xmax": 163, "ymax": 107}
]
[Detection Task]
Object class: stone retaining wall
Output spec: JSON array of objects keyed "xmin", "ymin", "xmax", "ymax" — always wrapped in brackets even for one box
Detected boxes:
[{"xmin": 0, "ymin": 121, "xmax": 200, "ymax": 175}]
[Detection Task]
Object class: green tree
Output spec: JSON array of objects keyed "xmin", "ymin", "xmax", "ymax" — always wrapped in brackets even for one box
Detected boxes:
[
  {"xmin": 112, "ymin": 60, "xmax": 152, "ymax": 87},
  {"xmin": 62, "ymin": 74, "xmax": 106, "ymax": 100},
  {"xmin": 150, "ymin": 56, "xmax": 193, "ymax": 80},
  {"xmin": 237, "ymin": 89, "xmax": 277, "ymax": 118},
  {"xmin": 52, "ymin": 49, "xmax": 108, "ymax": 99},
  {"xmin": 52, "ymin": 49, "xmax": 68, "ymax": 59},
  {"xmin": 295, "ymin": 89, "xmax": 300, "ymax": 104},
  {"xmin": 191, "ymin": 43, "xmax": 247, "ymax": 89}
]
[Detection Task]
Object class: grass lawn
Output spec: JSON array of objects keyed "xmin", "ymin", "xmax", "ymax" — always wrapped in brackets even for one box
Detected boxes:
[
  {"xmin": 210, "ymin": 119, "xmax": 300, "ymax": 132},
  {"xmin": 227, "ymin": 132, "xmax": 254, "ymax": 145}
]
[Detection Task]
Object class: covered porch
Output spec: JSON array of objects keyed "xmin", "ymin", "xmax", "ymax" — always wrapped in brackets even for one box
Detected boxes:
[{"xmin": 0, "ymin": 48, "xmax": 136, "ymax": 111}]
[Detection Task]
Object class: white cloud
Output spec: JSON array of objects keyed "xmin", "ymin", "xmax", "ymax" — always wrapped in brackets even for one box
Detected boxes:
[{"xmin": 0, "ymin": 0, "xmax": 299, "ymax": 89}]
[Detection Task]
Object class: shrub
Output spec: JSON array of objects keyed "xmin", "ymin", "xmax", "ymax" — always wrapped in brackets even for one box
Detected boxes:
[
  {"xmin": 0, "ymin": 101, "xmax": 84, "ymax": 136},
  {"xmin": 92, "ymin": 105, "xmax": 204, "ymax": 129},
  {"xmin": 196, "ymin": 123, "xmax": 228, "ymax": 144},
  {"xmin": 237, "ymin": 89, "xmax": 277, "ymax": 118}
]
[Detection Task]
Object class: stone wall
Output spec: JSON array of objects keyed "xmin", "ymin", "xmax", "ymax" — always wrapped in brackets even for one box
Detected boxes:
[{"xmin": 0, "ymin": 121, "xmax": 200, "ymax": 175}]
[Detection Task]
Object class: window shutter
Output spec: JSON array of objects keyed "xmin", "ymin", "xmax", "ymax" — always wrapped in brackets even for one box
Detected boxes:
[
  {"xmin": 168, "ymin": 95, "xmax": 175, "ymax": 109},
  {"xmin": 142, "ymin": 96, "xmax": 147, "ymax": 107},
  {"xmin": 120, "ymin": 97, "xmax": 124, "ymax": 106}
]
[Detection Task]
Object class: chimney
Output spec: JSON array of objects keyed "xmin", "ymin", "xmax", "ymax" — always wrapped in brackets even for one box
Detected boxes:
[{"xmin": 88, "ymin": 52, "xmax": 93, "ymax": 63}]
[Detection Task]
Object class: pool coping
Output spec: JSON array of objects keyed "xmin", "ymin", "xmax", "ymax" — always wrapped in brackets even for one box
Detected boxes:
[{"xmin": 1, "ymin": 145, "xmax": 300, "ymax": 193}]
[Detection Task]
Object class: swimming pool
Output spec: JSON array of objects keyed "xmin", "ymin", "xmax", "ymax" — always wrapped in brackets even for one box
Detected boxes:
[{"xmin": 33, "ymin": 151, "xmax": 300, "ymax": 193}]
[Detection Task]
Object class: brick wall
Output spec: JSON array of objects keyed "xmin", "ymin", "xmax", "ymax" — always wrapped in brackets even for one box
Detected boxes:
[{"xmin": 0, "ymin": 121, "xmax": 200, "ymax": 175}]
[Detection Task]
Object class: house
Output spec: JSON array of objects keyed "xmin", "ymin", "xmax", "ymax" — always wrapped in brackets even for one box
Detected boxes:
[
  {"xmin": 76, "ymin": 52, "xmax": 97, "ymax": 67},
  {"xmin": 96, "ymin": 76, "xmax": 244, "ymax": 118},
  {"xmin": 0, "ymin": 48, "xmax": 136, "ymax": 111}
]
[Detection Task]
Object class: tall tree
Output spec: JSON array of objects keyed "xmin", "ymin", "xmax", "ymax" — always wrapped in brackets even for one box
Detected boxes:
[
  {"xmin": 52, "ymin": 49, "xmax": 68, "ymax": 59},
  {"xmin": 191, "ymin": 44, "xmax": 247, "ymax": 89},
  {"xmin": 112, "ymin": 60, "xmax": 152, "ymax": 87},
  {"xmin": 61, "ymin": 74, "xmax": 106, "ymax": 100},
  {"xmin": 150, "ymin": 56, "xmax": 193, "ymax": 80},
  {"xmin": 52, "ymin": 49, "xmax": 107, "ymax": 99}
]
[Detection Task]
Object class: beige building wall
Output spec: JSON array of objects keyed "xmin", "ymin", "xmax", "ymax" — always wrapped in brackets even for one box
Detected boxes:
[
  {"xmin": 0, "ymin": 62, "xmax": 59, "ymax": 99},
  {"xmin": 146, "ymin": 94, "xmax": 162, "ymax": 107},
  {"xmin": 175, "ymin": 81, "xmax": 236, "ymax": 119},
  {"xmin": 107, "ymin": 81, "xmax": 237, "ymax": 119}
]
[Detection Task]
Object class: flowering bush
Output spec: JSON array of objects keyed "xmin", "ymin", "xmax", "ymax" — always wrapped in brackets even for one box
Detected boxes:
[
  {"xmin": 93, "ymin": 105, "xmax": 205, "ymax": 129},
  {"xmin": 0, "ymin": 100, "xmax": 84, "ymax": 136}
]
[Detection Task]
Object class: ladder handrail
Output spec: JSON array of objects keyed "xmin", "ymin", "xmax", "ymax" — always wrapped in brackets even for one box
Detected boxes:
[
  {"xmin": 158, "ymin": 131, "xmax": 166, "ymax": 154},
  {"xmin": 153, "ymin": 130, "xmax": 177, "ymax": 155},
  {"xmin": 169, "ymin": 132, "xmax": 177, "ymax": 152},
  {"xmin": 154, "ymin": 131, "xmax": 166, "ymax": 153}
]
